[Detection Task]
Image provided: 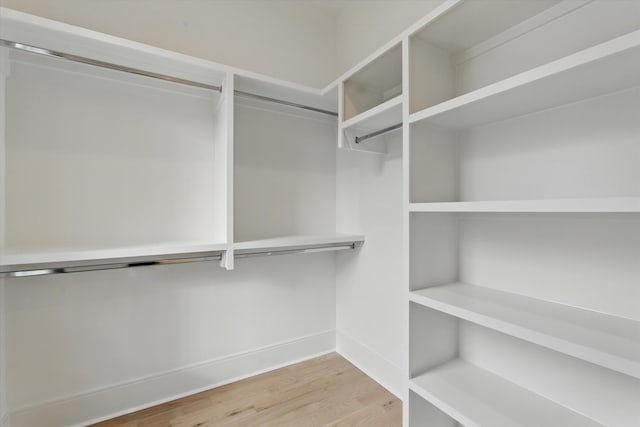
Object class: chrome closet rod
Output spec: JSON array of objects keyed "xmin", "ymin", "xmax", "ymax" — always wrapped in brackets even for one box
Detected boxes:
[
  {"xmin": 355, "ymin": 123, "xmax": 402, "ymax": 144},
  {"xmin": 0, "ymin": 39, "xmax": 339, "ymax": 117},
  {"xmin": 0, "ymin": 39, "xmax": 223, "ymax": 92},
  {"xmin": 0, "ymin": 254, "xmax": 224, "ymax": 278},
  {"xmin": 234, "ymin": 90, "xmax": 338, "ymax": 117},
  {"xmin": 234, "ymin": 243, "xmax": 356, "ymax": 259},
  {"xmin": 0, "ymin": 243, "xmax": 359, "ymax": 278}
]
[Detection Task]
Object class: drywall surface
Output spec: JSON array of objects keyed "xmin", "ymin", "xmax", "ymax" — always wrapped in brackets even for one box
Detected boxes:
[
  {"xmin": 335, "ymin": 0, "xmax": 443, "ymax": 76},
  {"xmin": 5, "ymin": 254, "xmax": 337, "ymax": 426},
  {"xmin": 0, "ymin": 0, "xmax": 337, "ymax": 88},
  {"xmin": 336, "ymin": 134, "xmax": 404, "ymax": 396}
]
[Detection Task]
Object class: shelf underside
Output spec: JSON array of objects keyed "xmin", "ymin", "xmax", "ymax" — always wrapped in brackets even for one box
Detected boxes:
[
  {"xmin": 411, "ymin": 283, "xmax": 640, "ymax": 379},
  {"xmin": 410, "ymin": 358, "xmax": 603, "ymax": 427},
  {"xmin": 409, "ymin": 31, "xmax": 640, "ymax": 129}
]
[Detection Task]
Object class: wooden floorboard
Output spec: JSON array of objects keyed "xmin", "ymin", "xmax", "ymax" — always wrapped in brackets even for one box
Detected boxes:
[{"xmin": 91, "ymin": 353, "xmax": 401, "ymax": 427}]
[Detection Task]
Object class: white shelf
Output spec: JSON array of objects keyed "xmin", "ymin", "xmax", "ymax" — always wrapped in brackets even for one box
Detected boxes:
[
  {"xmin": 341, "ymin": 95, "xmax": 402, "ymax": 133},
  {"xmin": 0, "ymin": 241, "xmax": 228, "ymax": 274},
  {"xmin": 410, "ymin": 283, "xmax": 640, "ymax": 379},
  {"xmin": 409, "ymin": 197, "xmax": 640, "ymax": 213},
  {"xmin": 233, "ymin": 234, "xmax": 365, "ymax": 253},
  {"xmin": 409, "ymin": 30, "xmax": 640, "ymax": 129},
  {"xmin": 410, "ymin": 358, "xmax": 603, "ymax": 427}
]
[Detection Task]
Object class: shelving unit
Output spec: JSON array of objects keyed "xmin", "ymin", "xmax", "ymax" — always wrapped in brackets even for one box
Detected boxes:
[
  {"xmin": 409, "ymin": 30, "xmax": 640, "ymax": 128},
  {"xmin": 410, "ymin": 358, "xmax": 604, "ymax": 427},
  {"xmin": 405, "ymin": 1, "xmax": 640, "ymax": 426},
  {"xmin": 411, "ymin": 283, "xmax": 640, "ymax": 379}
]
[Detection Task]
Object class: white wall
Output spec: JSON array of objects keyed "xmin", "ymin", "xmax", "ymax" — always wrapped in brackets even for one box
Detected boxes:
[
  {"xmin": 0, "ymin": 0, "xmax": 337, "ymax": 88},
  {"xmin": 335, "ymin": 133, "xmax": 405, "ymax": 396},
  {"xmin": 335, "ymin": 1, "xmax": 443, "ymax": 76},
  {"xmin": 0, "ymin": 280, "xmax": 7, "ymax": 427}
]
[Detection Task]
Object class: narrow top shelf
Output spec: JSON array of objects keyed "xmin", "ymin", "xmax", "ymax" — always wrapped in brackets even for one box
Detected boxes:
[
  {"xmin": 410, "ymin": 358, "xmax": 603, "ymax": 427},
  {"xmin": 410, "ymin": 283, "xmax": 640, "ymax": 379},
  {"xmin": 409, "ymin": 197, "xmax": 640, "ymax": 213},
  {"xmin": 409, "ymin": 30, "xmax": 640, "ymax": 129},
  {"xmin": 341, "ymin": 95, "xmax": 402, "ymax": 133}
]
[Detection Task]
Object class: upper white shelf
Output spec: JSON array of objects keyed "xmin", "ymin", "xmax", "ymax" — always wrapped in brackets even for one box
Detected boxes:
[
  {"xmin": 410, "ymin": 283, "xmax": 640, "ymax": 379},
  {"xmin": 409, "ymin": 197, "xmax": 640, "ymax": 213},
  {"xmin": 410, "ymin": 358, "xmax": 603, "ymax": 427},
  {"xmin": 234, "ymin": 234, "xmax": 365, "ymax": 254},
  {"xmin": 0, "ymin": 241, "xmax": 228, "ymax": 275},
  {"xmin": 341, "ymin": 95, "xmax": 402, "ymax": 133},
  {"xmin": 409, "ymin": 30, "xmax": 640, "ymax": 129}
]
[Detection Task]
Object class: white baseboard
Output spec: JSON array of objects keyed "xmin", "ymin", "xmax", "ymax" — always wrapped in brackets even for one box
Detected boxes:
[
  {"xmin": 336, "ymin": 330, "xmax": 404, "ymax": 399},
  {"xmin": 0, "ymin": 410, "xmax": 9, "ymax": 427},
  {"xmin": 10, "ymin": 330, "xmax": 336, "ymax": 427}
]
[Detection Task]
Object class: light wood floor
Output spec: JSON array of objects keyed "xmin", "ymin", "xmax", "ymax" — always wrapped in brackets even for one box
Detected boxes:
[{"xmin": 91, "ymin": 352, "xmax": 401, "ymax": 427}]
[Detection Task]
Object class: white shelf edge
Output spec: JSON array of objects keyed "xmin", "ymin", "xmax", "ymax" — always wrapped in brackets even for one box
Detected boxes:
[
  {"xmin": 410, "ymin": 283, "xmax": 640, "ymax": 379},
  {"xmin": 0, "ymin": 241, "xmax": 229, "ymax": 274},
  {"xmin": 408, "ymin": 29, "xmax": 640, "ymax": 127},
  {"xmin": 409, "ymin": 197, "xmax": 640, "ymax": 213},
  {"xmin": 233, "ymin": 234, "xmax": 365, "ymax": 252},
  {"xmin": 341, "ymin": 95, "xmax": 403, "ymax": 130},
  {"xmin": 409, "ymin": 359, "xmax": 604, "ymax": 427}
]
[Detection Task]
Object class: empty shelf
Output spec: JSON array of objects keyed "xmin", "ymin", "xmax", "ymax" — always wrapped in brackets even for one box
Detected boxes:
[
  {"xmin": 341, "ymin": 95, "xmax": 402, "ymax": 133},
  {"xmin": 408, "ymin": 30, "xmax": 640, "ymax": 129},
  {"xmin": 409, "ymin": 197, "xmax": 640, "ymax": 213},
  {"xmin": 410, "ymin": 283, "xmax": 640, "ymax": 379},
  {"xmin": 410, "ymin": 359, "xmax": 603, "ymax": 427}
]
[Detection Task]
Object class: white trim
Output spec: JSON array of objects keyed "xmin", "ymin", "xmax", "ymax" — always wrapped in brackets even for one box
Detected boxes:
[
  {"xmin": 336, "ymin": 330, "xmax": 404, "ymax": 399},
  {"xmin": 9, "ymin": 330, "xmax": 335, "ymax": 427}
]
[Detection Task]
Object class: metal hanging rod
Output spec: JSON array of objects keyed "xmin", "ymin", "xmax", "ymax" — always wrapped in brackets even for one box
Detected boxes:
[
  {"xmin": 0, "ymin": 254, "xmax": 224, "ymax": 278},
  {"xmin": 355, "ymin": 123, "xmax": 402, "ymax": 144},
  {"xmin": 234, "ymin": 242, "xmax": 356, "ymax": 259},
  {"xmin": 234, "ymin": 90, "xmax": 338, "ymax": 117},
  {"xmin": 0, "ymin": 242, "xmax": 360, "ymax": 278},
  {"xmin": 0, "ymin": 39, "xmax": 223, "ymax": 92}
]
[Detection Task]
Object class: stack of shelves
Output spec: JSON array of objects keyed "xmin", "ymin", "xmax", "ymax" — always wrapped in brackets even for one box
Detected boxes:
[{"xmin": 406, "ymin": 1, "xmax": 640, "ymax": 426}]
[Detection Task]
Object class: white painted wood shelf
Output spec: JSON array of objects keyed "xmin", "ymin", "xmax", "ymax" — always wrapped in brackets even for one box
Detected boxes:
[
  {"xmin": 410, "ymin": 358, "xmax": 604, "ymax": 427},
  {"xmin": 234, "ymin": 234, "xmax": 364, "ymax": 255},
  {"xmin": 0, "ymin": 242, "xmax": 228, "ymax": 275},
  {"xmin": 410, "ymin": 283, "xmax": 640, "ymax": 379},
  {"xmin": 341, "ymin": 95, "xmax": 402, "ymax": 133},
  {"xmin": 409, "ymin": 197, "xmax": 640, "ymax": 213},
  {"xmin": 408, "ymin": 30, "xmax": 640, "ymax": 129}
]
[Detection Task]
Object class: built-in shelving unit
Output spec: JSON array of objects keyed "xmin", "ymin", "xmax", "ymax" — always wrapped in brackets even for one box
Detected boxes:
[
  {"xmin": 409, "ymin": 30, "xmax": 640, "ymax": 129},
  {"xmin": 0, "ymin": 7, "xmax": 363, "ymax": 277},
  {"xmin": 406, "ymin": 1, "xmax": 640, "ymax": 426},
  {"xmin": 411, "ymin": 283, "xmax": 640, "ymax": 379},
  {"xmin": 410, "ymin": 358, "xmax": 604, "ymax": 427},
  {"xmin": 340, "ymin": 43, "xmax": 403, "ymax": 152}
]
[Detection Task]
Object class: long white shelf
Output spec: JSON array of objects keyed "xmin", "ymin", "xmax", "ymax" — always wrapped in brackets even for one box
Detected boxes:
[
  {"xmin": 409, "ymin": 197, "xmax": 640, "ymax": 213},
  {"xmin": 341, "ymin": 95, "xmax": 402, "ymax": 133},
  {"xmin": 409, "ymin": 30, "xmax": 640, "ymax": 129},
  {"xmin": 0, "ymin": 241, "xmax": 228, "ymax": 276},
  {"xmin": 410, "ymin": 359, "xmax": 603, "ymax": 427},
  {"xmin": 410, "ymin": 283, "xmax": 640, "ymax": 379},
  {"xmin": 234, "ymin": 234, "xmax": 364, "ymax": 255}
]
